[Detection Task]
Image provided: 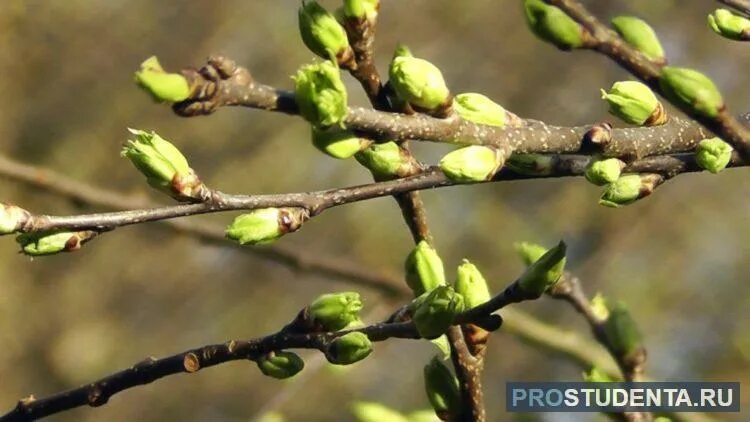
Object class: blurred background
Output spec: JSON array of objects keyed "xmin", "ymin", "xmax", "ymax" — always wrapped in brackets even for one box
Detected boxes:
[{"xmin": 0, "ymin": 0, "xmax": 748, "ymax": 420}]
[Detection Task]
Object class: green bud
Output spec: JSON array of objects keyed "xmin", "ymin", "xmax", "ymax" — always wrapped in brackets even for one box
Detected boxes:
[
  {"xmin": 654, "ymin": 417, "xmax": 673, "ymax": 422},
  {"xmin": 604, "ymin": 302, "xmax": 643, "ymax": 358},
  {"xmin": 16, "ymin": 231, "xmax": 95, "ymax": 256},
  {"xmin": 309, "ymin": 292, "xmax": 363, "ymax": 331},
  {"xmin": 256, "ymin": 351, "xmax": 305, "ymax": 379},
  {"xmin": 354, "ymin": 141, "xmax": 413, "ymax": 180},
  {"xmin": 696, "ymin": 137, "xmax": 733, "ymax": 174},
  {"xmin": 506, "ymin": 153, "xmax": 554, "ymax": 176},
  {"xmin": 423, "ymin": 356, "xmax": 460, "ymax": 418},
  {"xmin": 327, "ymin": 332, "xmax": 373, "ymax": 365},
  {"xmin": 610, "ymin": 16, "xmax": 665, "ymax": 62},
  {"xmin": 389, "ymin": 54, "xmax": 450, "ymax": 110},
  {"xmin": 0, "ymin": 204, "xmax": 29, "ymax": 235},
  {"xmin": 293, "ymin": 61, "xmax": 348, "ymax": 128},
  {"xmin": 516, "ymin": 241, "xmax": 567, "ymax": 297},
  {"xmin": 298, "ymin": 0, "xmax": 351, "ymax": 62},
  {"xmin": 585, "ymin": 157, "xmax": 624, "ymax": 186},
  {"xmin": 134, "ymin": 56, "xmax": 191, "ymax": 103},
  {"xmin": 406, "ymin": 410, "xmax": 440, "ymax": 422},
  {"xmin": 583, "ymin": 366, "xmax": 615, "ymax": 383},
  {"xmin": 225, "ymin": 208, "xmax": 307, "ymax": 245},
  {"xmin": 523, "ymin": 0, "xmax": 585, "ymax": 50},
  {"xmin": 600, "ymin": 81, "xmax": 664, "ymax": 126},
  {"xmin": 413, "ymin": 285, "xmax": 464, "ymax": 339},
  {"xmin": 351, "ymin": 402, "xmax": 409, "ymax": 422},
  {"xmin": 439, "ymin": 146, "xmax": 504, "ymax": 183},
  {"xmin": 122, "ymin": 129, "xmax": 202, "ymax": 201},
  {"xmin": 343, "ymin": 0, "xmax": 379, "ymax": 22},
  {"xmin": 404, "ymin": 240, "xmax": 447, "ymax": 296},
  {"xmin": 312, "ymin": 127, "xmax": 370, "ymax": 159},
  {"xmin": 708, "ymin": 9, "xmax": 750, "ymax": 41},
  {"xmin": 454, "ymin": 93, "xmax": 506, "ymax": 127},
  {"xmin": 599, "ymin": 174, "xmax": 660, "ymax": 208},
  {"xmin": 589, "ymin": 293, "xmax": 610, "ymax": 321},
  {"xmin": 659, "ymin": 66, "xmax": 724, "ymax": 118},
  {"xmin": 455, "ymin": 259, "xmax": 491, "ymax": 308}
]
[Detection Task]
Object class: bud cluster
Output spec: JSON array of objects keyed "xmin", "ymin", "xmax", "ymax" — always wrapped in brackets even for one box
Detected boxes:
[
  {"xmin": 294, "ymin": 61, "xmax": 349, "ymax": 128},
  {"xmin": 122, "ymin": 129, "xmax": 206, "ymax": 202}
]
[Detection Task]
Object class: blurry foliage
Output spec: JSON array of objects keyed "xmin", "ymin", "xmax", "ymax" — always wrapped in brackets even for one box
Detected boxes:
[{"xmin": 0, "ymin": 0, "xmax": 748, "ymax": 420}]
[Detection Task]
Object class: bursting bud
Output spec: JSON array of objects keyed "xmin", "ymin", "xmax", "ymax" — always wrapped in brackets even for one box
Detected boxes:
[
  {"xmin": 454, "ymin": 93, "xmax": 506, "ymax": 127},
  {"xmin": 455, "ymin": 259, "xmax": 491, "ymax": 308},
  {"xmin": 134, "ymin": 56, "xmax": 191, "ymax": 103},
  {"xmin": 439, "ymin": 146, "xmax": 504, "ymax": 183},
  {"xmin": 405, "ymin": 240, "xmax": 447, "ymax": 296},
  {"xmin": 585, "ymin": 157, "xmax": 624, "ymax": 186},
  {"xmin": 16, "ymin": 231, "xmax": 96, "ymax": 256},
  {"xmin": 309, "ymin": 292, "xmax": 363, "ymax": 331},
  {"xmin": 0, "ymin": 204, "xmax": 29, "ymax": 235},
  {"xmin": 583, "ymin": 366, "xmax": 615, "ymax": 383},
  {"xmin": 294, "ymin": 61, "xmax": 348, "ymax": 128},
  {"xmin": 599, "ymin": 174, "xmax": 660, "ymax": 208},
  {"xmin": 523, "ymin": 0, "xmax": 585, "ymax": 50},
  {"xmin": 708, "ymin": 9, "xmax": 750, "ymax": 41},
  {"xmin": 423, "ymin": 356, "xmax": 461, "ymax": 419},
  {"xmin": 611, "ymin": 16, "xmax": 665, "ymax": 62},
  {"xmin": 413, "ymin": 286, "xmax": 464, "ymax": 339},
  {"xmin": 298, "ymin": 0, "xmax": 352, "ymax": 63},
  {"xmin": 516, "ymin": 241, "xmax": 567, "ymax": 297},
  {"xmin": 342, "ymin": 0, "xmax": 380, "ymax": 22},
  {"xmin": 600, "ymin": 81, "xmax": 665, "ymax": 126},
  {"xmin": 225, "ymin": 208, "xmax": 307, "ymax": 245},
  {"xmin": 256, "ymin": 351, "xmax": 305, "ymax": 379},
  {"xmin": 122, "ymin": 129, "xmax": 203, "ymax": 201},
  {"xmin": 389, "ymin": 53, "xmax": 450, "ymax": 111},
  {"xmin": 696, "ymin": 137, "xmax": 733, "ymax": 174},
  {"xmin": 603, "ymin": 302, "xmax": 643, "ymax": 359},
  {"xmin": 659, "ymin": 67, "xmax": 724, "ymax": 118},
  {"xmin": 327, "ymin": 332, "xmax": 372, "ymax": 365},
  {"xmin": 312, "ymin": 127, "xmax": 371, "ymax": 159},
  {"xmin": 351, "ymin": 402, "xmax": 409, "ymax": 422},
  {"xmin": 506, "ymin": 154, "xmax": 554, "ymax": 176}
]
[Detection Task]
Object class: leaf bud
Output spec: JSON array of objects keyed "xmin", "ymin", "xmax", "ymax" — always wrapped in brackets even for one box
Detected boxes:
[
  {"xmin": 256, "ymin": 351, "xmax": 305, "ymax": 379},
  {"xmin": 225, "ymin": 208, "xmax": 308, "ymax": 245}
]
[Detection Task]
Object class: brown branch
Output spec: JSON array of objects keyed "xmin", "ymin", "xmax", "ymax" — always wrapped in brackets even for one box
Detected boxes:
[
  {"xmin": 8, "ymin": 151, "xmax": 746, "ymax": 236},
  {"xmin": 172, "ymin": 56, "xmax": 750, "ymax": 160},
  {"xmin": 545, "ymin": 0, "xmax": 750, "ymax": 157},
  {"xmin": 549, "ymin": 274, "xmax": 650, "ymax": 422},
  {"xmin": 0, "ymin": 269, "xmax": 535, "ymax": 422},
  {"xmin": 0, "ymin": 154, "xmax": 406, "ymax": 296}
]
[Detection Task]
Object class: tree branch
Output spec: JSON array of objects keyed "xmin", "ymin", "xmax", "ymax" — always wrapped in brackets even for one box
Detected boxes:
[
  {"xmin": 0, "ymin": 270, "xmax": 532, "ymax": 422},
  {"xmin": 172, "ymin": 56, "xmax": 750, "ymax": 160},
  {"xmin": 545, "ymin": 0, "xmax": 750, "ymax": 157},
  {"xmin": 9, "ymin": 151, "xmax": 745, "ymax": 236}
]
